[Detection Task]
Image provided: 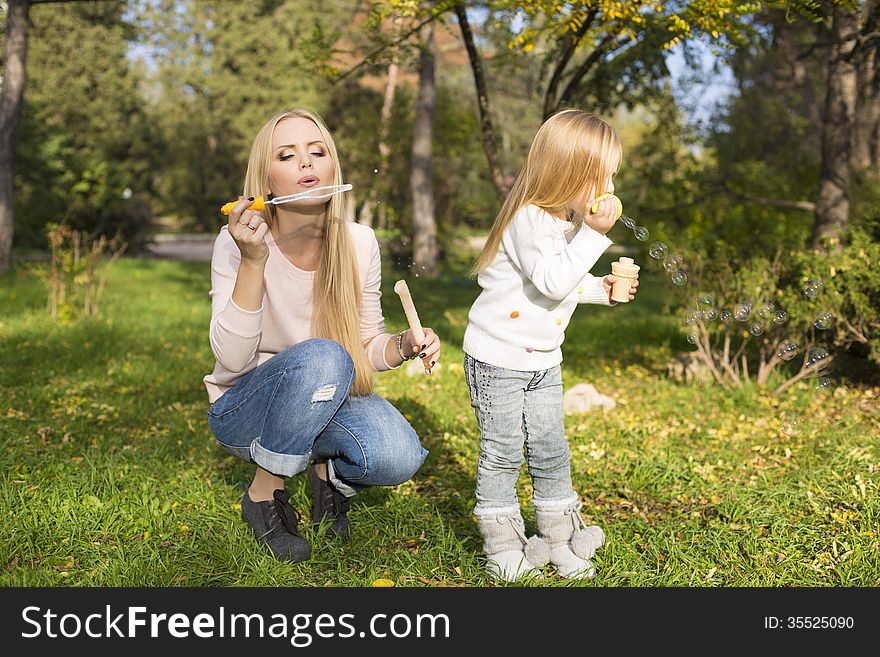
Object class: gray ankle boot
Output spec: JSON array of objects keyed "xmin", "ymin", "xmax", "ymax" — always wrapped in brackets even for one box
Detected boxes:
[
  {"xmin": 476, "ymin": 509, "xmax": 548, "ymax": 582},
  {"xmin": 535, "ymin": 500, "xmax": 604, "ymax": 579}
]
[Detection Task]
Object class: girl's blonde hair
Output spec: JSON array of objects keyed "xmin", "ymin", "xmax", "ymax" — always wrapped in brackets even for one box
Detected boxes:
[
  {"xmin": 471, "ymin": 109, "xmax": 622, "ymax": 277},
  {"xmin": 243, "ymin": 109, "xmax": 373, "ymax": 397}
]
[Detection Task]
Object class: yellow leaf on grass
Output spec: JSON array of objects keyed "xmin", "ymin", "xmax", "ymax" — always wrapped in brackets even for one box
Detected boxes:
[{"xmin": 372, "ymin": 579, "xmax": 395, "ymax": 587}]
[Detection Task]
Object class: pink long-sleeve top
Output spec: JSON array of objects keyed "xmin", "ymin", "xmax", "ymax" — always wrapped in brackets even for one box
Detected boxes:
[{"xmin": 203, "ymin": 221, "xmax": 399, "ymax": 403}]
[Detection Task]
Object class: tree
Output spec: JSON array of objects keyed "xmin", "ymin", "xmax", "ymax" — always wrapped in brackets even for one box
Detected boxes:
[
  {"xmin": 137, "ymin": 0, "xmax": 338, "ymax": 230},
  {"xmin": 454, "ymin": 3, "xmax": 507, "ymax": 202},
  {"xmin": 813, "ymin": 0, "xmax": 878, "ymax": 252},
  {"xmin": 13, "ymin": 1, "xmax": 157, "ymax": 251},
  {"xmin": 703, "ymin": 2, "xmax": 877, "ymax": 253},
  {"xmin": 410, "ymin": 12, "xmax": 439, "ymax": 276},
  {"xmin": 0, "ymin": 0, "xmax": 29, "ymax": 274}
]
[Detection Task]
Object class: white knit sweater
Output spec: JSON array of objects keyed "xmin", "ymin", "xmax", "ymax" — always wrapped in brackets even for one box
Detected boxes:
[{"xmin": 463, "ymin": 204, "xmax": 614, "ymax": 371}]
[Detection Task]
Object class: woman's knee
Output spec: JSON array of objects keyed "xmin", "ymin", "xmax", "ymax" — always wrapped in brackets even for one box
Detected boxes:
[
  {"xmin": 277, "ymin": 339, "xmax": 355, "ymax": 383},
  {"xmin": 367, "ymin": 427, "xmax": 428, "ymax": 486}
]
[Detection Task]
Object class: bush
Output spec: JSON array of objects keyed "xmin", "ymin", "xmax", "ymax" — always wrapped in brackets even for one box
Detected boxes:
[{"xmin": 664, "ymin": 230, "xmax": 879, "ymax": 393}]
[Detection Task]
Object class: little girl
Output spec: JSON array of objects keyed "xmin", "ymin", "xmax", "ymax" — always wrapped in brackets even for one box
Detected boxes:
[{"xmin": 463, "ymin": 109, "xmax": 638, "ymax": 581}]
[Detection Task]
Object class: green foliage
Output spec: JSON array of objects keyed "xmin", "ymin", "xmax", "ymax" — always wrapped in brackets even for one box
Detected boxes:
[
  {"xmin": 666, "ymin": 228, "xmax": 880, "ymax": 391},
  {"xmin": 136, "ymin": 0, "xmax": 340, "ymax": 230},
  {"xmin": 34, "ymin": 223, "xmax": 128, "ymax": 323},
  {"xmin": 794, "ymin": 230, "xmax": 880, "ymax": 366},
  {"xmin": 13, "ymin": 1, "xmax": 160, "ymax": 251}
]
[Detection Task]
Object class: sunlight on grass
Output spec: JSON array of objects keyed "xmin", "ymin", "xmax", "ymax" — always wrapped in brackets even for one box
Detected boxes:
[{"xmin": 1, "ymin": 256, "xmax": 878, "ymax": 586}]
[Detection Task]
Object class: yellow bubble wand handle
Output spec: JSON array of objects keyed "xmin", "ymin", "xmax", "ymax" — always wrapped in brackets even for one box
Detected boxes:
[
  {"xmin": 589, "ymin": 193, "xmax": 623, "ymax": 221},
  {"xmin": 220, "ymin": 196, "xmax": 267, "ymax": 216}
]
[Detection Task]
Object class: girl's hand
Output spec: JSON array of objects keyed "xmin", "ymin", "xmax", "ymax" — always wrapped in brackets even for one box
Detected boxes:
[
  {"xmin": 603, "ymin": 274, "xmax": 639, "ymax": 302},
  {"xmin": 227, "ymin": 196, "xmax": 270, "ymax": 264},
  {"xmin": 583, "ymin": 196, "xmax": 618, "ymax": 235},
  {"xmin": 405, "ymin": 327, "xmax": 441, "ymax": 372}
]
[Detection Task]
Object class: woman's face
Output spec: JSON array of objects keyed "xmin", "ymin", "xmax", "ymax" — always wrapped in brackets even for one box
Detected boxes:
[{"xmin": 268, "ymin": 117, "xmax": 335, "ymax": 208}]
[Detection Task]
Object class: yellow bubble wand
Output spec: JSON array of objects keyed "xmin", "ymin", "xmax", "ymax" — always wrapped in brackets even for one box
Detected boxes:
[
  {"xmin": 589, "ymin": 193, "xmax": 636, "ymax": 229},
  {"xmin": 220, "ymin": 184, "xmax": 353, "ymax": 216}
]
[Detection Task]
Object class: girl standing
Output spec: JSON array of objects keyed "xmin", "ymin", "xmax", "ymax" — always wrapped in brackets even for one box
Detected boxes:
[{"xmin": 463, "ymin": 110, "xmax": 638, "ymax": 581}]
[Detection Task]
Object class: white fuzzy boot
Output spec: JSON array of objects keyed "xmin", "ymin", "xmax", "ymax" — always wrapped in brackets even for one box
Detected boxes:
[
  {"xmin": 476, "ymin": 508, "xmax": 549, "ymax": 582},
  {"xmin": 535, "ymin": 499, "xmax": 605, "ymax": 579}
]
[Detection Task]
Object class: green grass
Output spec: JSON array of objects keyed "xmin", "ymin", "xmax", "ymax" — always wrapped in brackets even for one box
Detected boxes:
[{"xmin": 1, "ymin": 253, "xmax": 878, "ymax": 587}]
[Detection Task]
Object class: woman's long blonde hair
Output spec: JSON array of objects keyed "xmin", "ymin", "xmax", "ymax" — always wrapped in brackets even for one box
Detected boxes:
[
  {"xmin": 471, "ymin": 109, "xmax": 623, "ymax": 277},
  {"xmin": 243, "ymin": 109, "xmax": 374, "ymax": 397}
]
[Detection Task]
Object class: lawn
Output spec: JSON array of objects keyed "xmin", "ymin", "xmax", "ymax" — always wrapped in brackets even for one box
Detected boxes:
[{"xmin": 1, "ymin": 251, "xmax": 878, "ymax": 586}]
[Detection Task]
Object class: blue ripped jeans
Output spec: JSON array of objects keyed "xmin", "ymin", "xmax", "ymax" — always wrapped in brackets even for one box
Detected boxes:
[
  {"xmin": 464, "ymin": 353, "xmax": 577, "ymax": 515},
  {"xmin": 207, "ymin": 338, "xmax": 428, "ymax": 497}
]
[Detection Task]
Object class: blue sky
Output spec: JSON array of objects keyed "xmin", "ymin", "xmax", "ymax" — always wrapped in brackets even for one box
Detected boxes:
[{"xmin": 666, "ymin": 39, "xmax": 737, "ymax": 129}]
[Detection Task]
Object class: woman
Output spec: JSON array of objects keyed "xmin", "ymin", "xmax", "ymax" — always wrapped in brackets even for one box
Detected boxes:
[{"xmin": 204, "ymin": 109, "xmax": 441, "ymax": 563}]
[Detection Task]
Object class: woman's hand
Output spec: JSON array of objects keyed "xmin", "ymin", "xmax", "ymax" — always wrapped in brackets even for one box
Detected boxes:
[
  {"xmin": 582, "ymin": 196, "xmax": 618, "ymax": 235},
  {"xmin": 405, "ymin": 327, "xmax": 441, "ymax": 371},
  {"xmin": 603, "ymin": 274, "xmax": 639, "ymax": 302},
  {"xmin": 227, "ymin": 196, "xmax": 270, "ymax": 264}
]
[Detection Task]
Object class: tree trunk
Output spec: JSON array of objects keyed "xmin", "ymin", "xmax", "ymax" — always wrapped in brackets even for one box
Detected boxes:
[
  {"xmin": 410, "ymin": 20, "xmax": 438, "ymax": 277},
  {"xmin": 0, "ymin": 0, "xmax": 30, "ymax": 275},
  {"xmin": 453, "ymin": 4, "xmax": 507, "ymax": 202},
  {"xmin": 853, "ymin": 40, "xmax": 879, "ymax": 175},
  {"xmin": 360, "ymin": 59, "xmax": 398, "ymax": 228},
  {"xmin": 813, "ymin": 6, "xmax": 859, "ymax": 252}
]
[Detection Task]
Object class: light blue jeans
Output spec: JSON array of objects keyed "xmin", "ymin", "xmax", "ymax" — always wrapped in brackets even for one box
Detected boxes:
[
  {"xmin": 463, "ymin": 353, "xmax": 576, "ymax": 514},
  {"xmin": 207, "ymin": 338, "xmax": 428, "ymax": 497}
]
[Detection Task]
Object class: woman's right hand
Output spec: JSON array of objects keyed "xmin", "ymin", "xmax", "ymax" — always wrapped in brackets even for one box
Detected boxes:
[{"xmin": 227, "ymin": 196, "xmax": 270, "ymax": 264}]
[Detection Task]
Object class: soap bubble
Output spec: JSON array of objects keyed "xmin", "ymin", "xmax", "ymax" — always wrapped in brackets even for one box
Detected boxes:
[
  {"xmin": 781, "ymin": 413, "xmax": 802, "ymax": 436},
  {"xmin": 803, "ymin": 279, "xmax": 823, "ymax": 299},
  {"xmin": 773, "ymin": 309, "xmax": 788, "ymax": 325},
  {"xmin": 720, "ymin": 309, "xmax": 733, "ymax": 323},
  {"xmin": 620, "ymin": 215, "xmax": 636, "ymax": 229},
  {"xmin": 704, "ymin": 308, "xmax": 718, "ymax": 322},
  {"xmin": 749, "ymin": 322, "xmax": 764, "ymax": 336},
  {"xmin": 777, "ymin": 340, "xmax": 799, "ymax": 361},
  {"xmin": 687, "ymin": 333, "xmax": 697, "ymax": 344},
  {"xmin": 806, "ymin": 347, "xmax": 829, "ymax": 369},
  {"xmin": 758, "ymin": 303, "xmax": 776, "ymax": 319},
  {"xmin": 663, "ymin": 254, "xmax": 683, "ymax": 272},
  {"xmin": 696, "ymin": 293, "xmax": 716, "ymax": 310},
  {"xmin": 373, "ymin": 168, "xmax": 379, "ymax": 174},
  {"xmin": 671, "ymin": 270, "xmax": 688, "ymax": 286},
  {"xmin": 649, "ymin": 242, "xmax": 668, "ymax": 259},
  {"xmin": 686, "ymin": 312, "xmax": 699, "ymax": 326},
  {"xmin": 734, "ymin": 302, "xmax": 753, "ymax": 322},
  {"xmin": 813, "ymin": 310, "xmax": 834, "ymax": 330},
  {"xmin": 816, "ymin": 377, "xmax": 833, "ymax": 392},
  {"xmin": 634, "ymin": 226, "xmax": 649, "ymax": 241}
]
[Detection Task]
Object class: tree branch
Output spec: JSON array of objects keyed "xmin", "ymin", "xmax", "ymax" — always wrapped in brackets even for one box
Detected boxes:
[
  {"xmin": 773, "ymin": 358, "xmax": 832, "ymax": 396},
  {"xmin": 334, "ymin": 4, "xmax": 453, "ymax": 82},
  {"xmin": 549, "ymin": 33, "xmax": 617, "ymax": 116},
  {"xmin": 542, "ymin": 9, "xmax": 596, "ymax": 119},
  {"xmin": 695, "ymin": 322, "xmax": 726, "ymax": 385},
  {"xmin": 718, "ymin": 182, "xmax": 817, "ymax": 211}
]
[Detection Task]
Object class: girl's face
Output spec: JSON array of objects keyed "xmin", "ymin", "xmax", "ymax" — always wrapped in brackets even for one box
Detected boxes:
[
  {"xmin": 569, "ymin": 174, "xmax": 615, "ymax": 214},
  {"xmin": 268, "ymin": 117, "xmax": 335, "ymax": 208}
]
